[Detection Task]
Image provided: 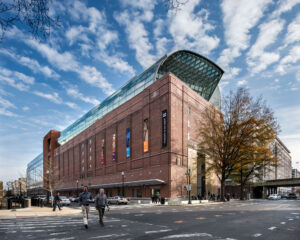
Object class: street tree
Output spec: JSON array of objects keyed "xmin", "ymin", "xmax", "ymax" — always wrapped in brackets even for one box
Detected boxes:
[
  {"xmin": 197, "ymin": 88, "xmax": 279, "ymax": 201},
  {"xmin": 0, "ymin": 0, "xmax": 59, "ymax": 41}
]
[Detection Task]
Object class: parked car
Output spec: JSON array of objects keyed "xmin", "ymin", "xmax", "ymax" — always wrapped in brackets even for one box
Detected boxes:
[
  {"xmin": 107, "ymin": 196, "xmax": 129, "ymax": 205},
  {"xmin": 60, "ymin": 196, "xmax": 71, "ymax": 206},
  {"xmin": 287, "ymin": 193, "xmax": 297, "ymax": 200},
  {"xmin": 280, "ymin": 194, "xmax": 288, "ymax": 199},
  {"xmin": 268, "ymin": 194, "xmax": 281, "ymax": 200},
  {"xmin": 69, "ymin": 196, "xmax": 76, "ymax": 202}
]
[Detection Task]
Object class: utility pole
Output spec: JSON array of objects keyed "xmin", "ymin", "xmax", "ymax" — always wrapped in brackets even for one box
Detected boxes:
[
  {"xmin": 121, "ymin": 171, "xmax": 125, "ymax": 197},
  {"xmin": 186, "ymin": 168, "xmax": 191, "ymax": 204}
]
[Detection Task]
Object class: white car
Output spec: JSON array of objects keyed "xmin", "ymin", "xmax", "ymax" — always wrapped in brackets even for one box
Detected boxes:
[
  {"xmin": 60, "ymin": 196, "xmax": 71, "ymax": 206},
  {"xmin": 107, "ymin": 196, "xmax": 129, "ymax": 205},
  {"xmin": 268, "ymin": 194, "xmax": 281, "ymax": 200},
  {"xmin": 69, "ymin": 196, "xmax": 76, "ymax": 202}
]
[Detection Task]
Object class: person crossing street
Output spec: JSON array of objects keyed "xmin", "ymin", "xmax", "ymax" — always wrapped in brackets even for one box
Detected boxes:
[
  {"xmin": 79, "ymin": 186, "xmax": 93, "ymax": 229},
  {"xmin": 95, "ymin": 188, "xmax": 110, "ymax": 226}
]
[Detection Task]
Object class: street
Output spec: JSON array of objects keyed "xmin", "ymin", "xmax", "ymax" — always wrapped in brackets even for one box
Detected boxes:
[{"xmin": 0, "ymin": 200, "xmax": 300, "ymax": 240}]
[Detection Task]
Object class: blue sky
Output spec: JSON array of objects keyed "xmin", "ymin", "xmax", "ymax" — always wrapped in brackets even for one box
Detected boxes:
[{"xmin": 0, "ymin": 0, "xmax": 300, "ymax": 184}]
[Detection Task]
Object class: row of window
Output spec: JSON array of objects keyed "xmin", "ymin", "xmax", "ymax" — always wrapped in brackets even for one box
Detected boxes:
[{"xmin": 79, "ymin": 110, "xmax": 168, "ymax": 172}]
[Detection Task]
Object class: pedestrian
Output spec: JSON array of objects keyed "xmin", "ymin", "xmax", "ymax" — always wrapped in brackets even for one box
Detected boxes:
[
  {"xmin": 53, "ymin": 192, "xmax": 62, "ymax": 211},
  {"xmin": 79, "ymin": 186, "xmax": 93, "ymax": 229},
  {"xmin": 95, "ymin": 188, "xmax": 110, "ymax": 227}
]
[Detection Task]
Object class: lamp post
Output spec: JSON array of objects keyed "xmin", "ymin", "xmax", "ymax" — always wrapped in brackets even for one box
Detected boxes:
[
  {"xmin": 76, "ymin": 180, "xmax": 79, "ymax": 197},
  {"xmin": 46, "ymin": 170, "xmax": 50, "ymax": 204},
  {"xmin": 185, "ymin": 168, "xmax": 191, "ymax": 204},
  {"xmin": 121, "ymin": 171, "xmax": 125, "ymax": 197}
]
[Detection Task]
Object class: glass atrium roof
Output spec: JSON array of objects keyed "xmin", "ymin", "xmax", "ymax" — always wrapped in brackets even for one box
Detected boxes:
[{"xmin": 58, "ymin": 50, "xmax": 224, "ymax": 145}]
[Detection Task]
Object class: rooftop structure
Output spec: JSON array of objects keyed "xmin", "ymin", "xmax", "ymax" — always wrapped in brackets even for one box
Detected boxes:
[{"xmin": 58, "ymin": 50, "xmax": 224, "ymax": 145}]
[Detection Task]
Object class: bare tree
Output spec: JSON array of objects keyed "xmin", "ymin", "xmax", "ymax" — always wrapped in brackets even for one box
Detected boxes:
[
  {"xmin": 164, "ymin": 0, "xmax": 189, "ymax": 11},
  {"xmin": 197, "ymin": 88, "xmax": 279, "ymax": 201},
  {"xmin": 0, "ymin": 0, "xmax": 59, "ymax": 41}
]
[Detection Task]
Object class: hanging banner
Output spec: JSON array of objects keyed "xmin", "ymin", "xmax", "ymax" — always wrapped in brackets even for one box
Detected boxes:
[
  {"xmin": 162, "ymin": 110, "xmax": 167, "ymax": 147},
  {"xmin": 143, "ymin": 119, "xmax": 149, "ymax": 152},
  {"xmin": 101, "ymin": 139, "xmax": 105, "ymax": 164},
  {"xmin": 126, "ymin": 128, "xmax": 130, "ymax": 157},
  {"xmin": 112, "ymin": 133, "xmax": 116, "ymax": 161}
]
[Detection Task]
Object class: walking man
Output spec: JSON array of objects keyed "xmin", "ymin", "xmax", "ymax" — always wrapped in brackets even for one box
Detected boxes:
[
  {"xmin": 95, "ymin": 188, "xmax": 110, "ymax": 226},
  {"xmin": 79, "ymin": 186, "xmax": 93, "ymax": 229},
  {"xmin": 53, "ymin": 192, "xmax": 61, "ymax": 211}
]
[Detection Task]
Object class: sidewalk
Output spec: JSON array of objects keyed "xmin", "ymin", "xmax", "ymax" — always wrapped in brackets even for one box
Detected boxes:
[{"xmin": 0, "ymin": 206, "xmax": 81, "ymax": 219}]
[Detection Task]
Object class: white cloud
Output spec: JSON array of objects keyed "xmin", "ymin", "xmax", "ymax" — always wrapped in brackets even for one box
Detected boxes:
[
  {"xmin": 247, "ymin": 19, "xmax": 285, "ymax": 74},
  {"xmin": 276, "ymin": 45, "xmax": 300, "ymax": 74},
  {"xmin": 0, "ymin": 68, "xmax": 34, "ymax": 91},
  {"xmin": 0, "ymin": 96, "xmax": 17, "ymax": 117},
  {"xmin": 218, "ymin": 0, "xmax": 272, "ymax": 75},
  {"xmin": 33, "ymin": 91, "xmax": 62, "ymax": 104},
  {"xmin": 115, "ymin": 10, "xmax": 156, "ymax": 68},
  {"xmin": 22, "ymin": 106, "xmax": 30, "ymax": 111},
  {"xmin": 168, "ymin": 0, "xmax": 219, "ymax": 55},
  {"xmin": 237, "ymin": 80, "xmax": 247, "ymax": 86},
  {"xmin": 270, "ymin": 0, "xmax": 300, "ymax": 18},
  {"xmin": 0, "ymin": 49, "xmax": 59, "ymax": 79},
  {"xmin": 284, "ymin": 13, "xmax": 300, "ymax": 47},
  {"xmin": 66, "ymin": 86, "xmax": 100, "ymax": 105},
  {"xmin": 33, "ymin": 90, "xmax": 78, "ymax": 109}
]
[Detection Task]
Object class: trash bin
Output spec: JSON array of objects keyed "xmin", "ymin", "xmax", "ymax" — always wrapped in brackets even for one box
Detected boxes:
[
  {"xmin": 24, "ymin": 198, "xmax": 31, "ymax": 208},
  {"xmin": 161, "ymin": 197, "xmax": 165, "ymax": 205}
]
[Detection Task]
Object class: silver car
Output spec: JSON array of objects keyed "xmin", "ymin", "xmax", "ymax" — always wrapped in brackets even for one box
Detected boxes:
[
  {"xmin": 107, "ymin": 196, "xmax": 129, "ymax": 205},
  {"xmin": 60, "ymin": 196, "xmax": 71, "ymax": 206}
]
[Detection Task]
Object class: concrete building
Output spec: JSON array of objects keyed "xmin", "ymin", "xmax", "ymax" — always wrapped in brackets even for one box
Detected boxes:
[
  {"xmin": 27, "ymin": 50, "xmax": 224, "ymax": 199},
  {"xmin": 292, "ymin": 168, "xmax": 300, "ymax": 178},
  {"xmin": 11, "ymin": 178, "xmax": 26, "ymax": 196},
  {"xmin": 263, "ymin": 138, "xmax": 292, "ymax": 181}
]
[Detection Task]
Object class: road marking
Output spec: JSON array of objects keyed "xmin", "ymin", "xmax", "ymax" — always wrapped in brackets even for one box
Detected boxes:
[
  {"xmin": 22, "ymin": 230, "xmax": 46, "ymax": 233},
  {"xmin": 291, "ymin": 213, "xmax": 300, "ymax": 215},
  {"xmin": 49, "ymin": 232, "xmax": 68, "ymax": 236},
  {"xmin": 89, "ymin": 234, "xmax": 129, "ymax": 239},
  {"xmin": 280, "ymin": 222, "xmax": 286, "ymax": 225},
  {"xmin": 253, "ymin": 233, "xmax": 262, "ymax": 237},
  {"xmin": 288, "ymin": 218, "xmax": 294, "ymax": 221},
  {"xmin": 215, "ymin": 215, "xmax": 222, "ymax": 217},
  {"xmin": 196, "ymin": 217, "xmax": 206, "ymax": 220},
  {"xmin": 134, "ymin": 214, "xmax": 144, "ymax": 216},
  {"xmin": 160, "ymin": 233, "xmax": 213, "ymax": 239},
  {"xmin": 174, "ymin": 220, "xmax": 183, "ymax": 223},
  {"xmin": 145, "ymin": 229, "xmax": 172, "ymax": 234},
  {"xmin": 268, "ymin": 226, "xmax": 277, "ymax": 230},
  {"xmin": 121, "ymin": 225, "xmax": 127, "ymax": 227},
  {"xmin": 226, "ymin": 213, "xmax": 235, "ymax": 215}
]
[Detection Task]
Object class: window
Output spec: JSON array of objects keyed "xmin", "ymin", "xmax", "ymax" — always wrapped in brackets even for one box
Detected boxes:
[
  {"xmin": 89, "ymin": 155, "xmax": 92, "ymax": 161},
  {"xmin": 89, "ymin": 147, "xmax": 92, "ymax": 152},
  {"xmin": 82, "ymin": 151, "xmax": 84, "ymax": 156},
  {"xmin": 101, "ymin": 139, "xmax": 105, "ymax": 164},
  {"xmin": 81, "ymin": 159, "xmax": 84, "ymax": 163},
  {"xmin": 112, "ymin": 134, "xmax": 116, "ymax": 161},
  {"xmin": 188, "ymin": 106, "xmax": 191, "ymax": 115},
  {"xmin": 89, "ymin": 138, "xmax": 92, "ymax": 144},
  {"xmin": 188, "ymin": 132, "xmax": 190, "ymax": 140},
  {"xmin": 143, "ymin": 119, "xmax": 149, "ymax": 152},
  {"xmin": 81, "ymin": 166, "xmax": 84, "ymax": 172},
  {"xmin": 126, "ymin": 128, "xmax": 130, "ymax": 157},
  {"xmin": 81, "ymin": 143, "xmax": 84, "ymax": 148},
  {"xmin": 133, "ymin": 188, "xmax": 142, "ymax": 198},
  {"xmin": 188, "ymin": 120, "xmax": 190, "ymax": 128},
  {"xmin": 162, "ymin": 110, "xmax": 167, "ymax": 147},
  {"xmin": 89, "ymin": 164, "xmax": 92, "ymax": 169}
]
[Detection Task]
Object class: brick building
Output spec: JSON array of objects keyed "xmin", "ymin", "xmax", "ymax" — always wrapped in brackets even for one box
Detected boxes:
[{"xmin": 28, "ymin": 50, "xmax": 224, "ymax": 199}]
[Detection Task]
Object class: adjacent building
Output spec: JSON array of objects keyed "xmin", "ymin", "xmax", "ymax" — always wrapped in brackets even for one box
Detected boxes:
[
  {"xmin": 292, "ymin": 168, "xmax": 300, "ymax": 178},
  {"xmin": 27, "ymin": 50, "xmax": 224, "ymax": 199},
  {"xmin": 27, "ymin": 153, "xmax": 44, "ymax": 196},
  {"xmin": 11, "ymin": 178, "xmax": 27, "ymax": 196}
]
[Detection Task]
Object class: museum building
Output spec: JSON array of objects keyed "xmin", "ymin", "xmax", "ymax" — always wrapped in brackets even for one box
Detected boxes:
[{"xmin": 28, "ymin": 50, "xmax": 224, "ymax": 199}]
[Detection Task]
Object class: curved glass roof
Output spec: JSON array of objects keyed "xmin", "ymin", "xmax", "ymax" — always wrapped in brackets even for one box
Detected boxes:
[{"xmin": 58, "ymin": 50, "xmax": 224, "ymax": 145}]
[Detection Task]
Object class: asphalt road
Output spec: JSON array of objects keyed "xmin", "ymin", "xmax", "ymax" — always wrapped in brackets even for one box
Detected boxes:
[{"xmin": 0, "ymin": 199, "xmax": 299, "ymax": 240}]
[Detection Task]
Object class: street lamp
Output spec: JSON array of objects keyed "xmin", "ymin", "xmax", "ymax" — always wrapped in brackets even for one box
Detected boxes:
[
  {"xmin": 46, "ymin": 170, "xmax": 50, "ymax": 204},
  {"xmin": 121, "ymin": 171, "xmax": 125, "ymax": 197},
  {"xmin": 76, "ymin": 180, "xmax": 79, "ymax": 197},
  {"xmin": 185, "ymin": 168, "xmax": 191, "ymax": 204}
]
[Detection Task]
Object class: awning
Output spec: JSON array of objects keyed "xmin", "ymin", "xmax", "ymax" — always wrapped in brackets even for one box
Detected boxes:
[{"xmin": 55, "ymin": 179, "xmax": 166, "ymax": 191}]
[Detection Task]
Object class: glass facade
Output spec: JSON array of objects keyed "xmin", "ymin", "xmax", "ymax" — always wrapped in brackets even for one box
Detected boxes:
[
  {"xmin": 26, "ymin": 153, "xmax": 43, "ymax": 190},
  {"xmin": 126, "ymin": 128, "xmax": 131, "ymax": 158},
  {"xmin": 143, "ymin": 119, "xmax": 149, "ymax": 152},
  {"xmin": 58, "ymin": 50, "xmax": 224, "ymax": 145}
]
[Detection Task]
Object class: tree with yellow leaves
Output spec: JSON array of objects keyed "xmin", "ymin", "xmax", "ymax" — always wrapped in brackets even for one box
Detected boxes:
[{"xmin": 197, "ymin": 88, "xmax": 279, "ymax": 201}]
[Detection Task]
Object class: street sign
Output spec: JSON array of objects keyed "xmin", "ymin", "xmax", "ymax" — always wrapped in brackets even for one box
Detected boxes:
[{"xmin": 187, "ymin": 184, "xmax": 192, "ymax": 191}]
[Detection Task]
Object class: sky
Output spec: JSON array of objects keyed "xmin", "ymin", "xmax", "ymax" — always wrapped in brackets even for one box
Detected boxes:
[{"xmin": 0, "ymin": 0, "xmax": 300, "ymax": 185}]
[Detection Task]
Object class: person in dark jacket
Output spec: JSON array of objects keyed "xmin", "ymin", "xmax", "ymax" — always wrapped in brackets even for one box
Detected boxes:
[
  {"xmin": 53, "ymin": 192, "xmax": 61, "ymax": 211},
  {"xmin": 79, "ymin": 186, "xmax": 93, "ymax": 229},
  {"xmin": 95, "ymin": 188, "xmax": 110, "ymax": 226}
]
